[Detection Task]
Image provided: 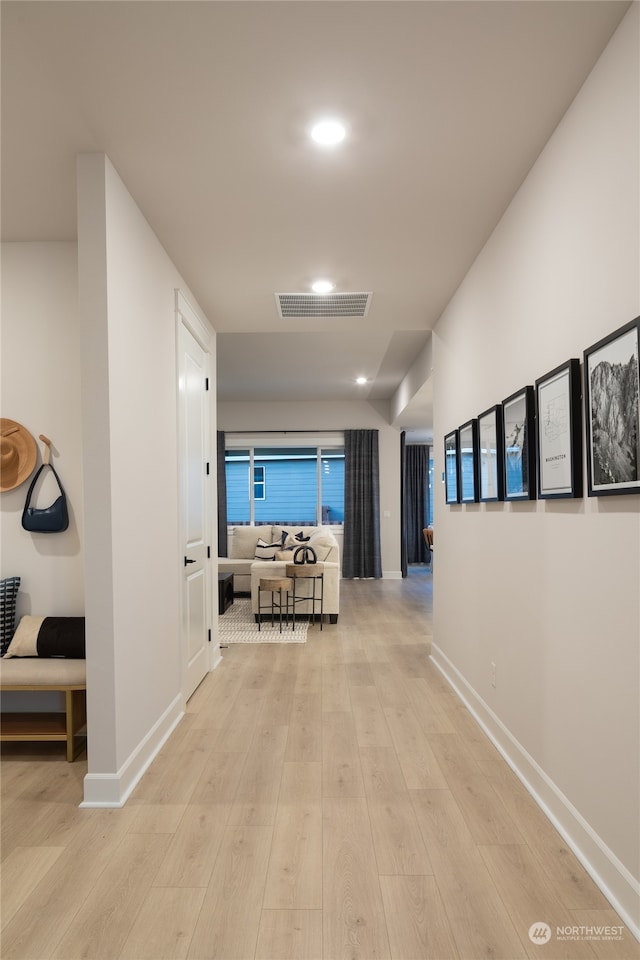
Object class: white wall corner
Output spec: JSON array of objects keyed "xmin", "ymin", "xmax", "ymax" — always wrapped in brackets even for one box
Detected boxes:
[
  {"xmin": 81, "ymin": 695, "xmax": 184, "ymax": 808},
  {"xmin": 390, "ymin": 334, "xmax": 433, "ymax": 424},
  {"xmin": 430, "ymin": 644, "xmax": 640, "ymax": 940}
]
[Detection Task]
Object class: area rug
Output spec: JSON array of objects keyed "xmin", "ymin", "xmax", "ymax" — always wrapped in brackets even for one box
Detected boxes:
[{"xmin": 219, "ymin": 598, "xmax": 308, "ymax": 643}]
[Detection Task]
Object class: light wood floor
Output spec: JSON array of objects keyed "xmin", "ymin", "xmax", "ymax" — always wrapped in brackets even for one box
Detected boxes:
[{"xmin": 2, "ymin": 570, "xmax": 638, "ymax": 959}]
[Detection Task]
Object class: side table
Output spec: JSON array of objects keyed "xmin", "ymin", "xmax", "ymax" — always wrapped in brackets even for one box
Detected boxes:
[
  {"xmin": 285, "ymin": 562, "xmax": 324, "ymax": 631},
  {"xmin": 258, "ymin": 576, "xmax": 293, "ymax": 633},
  {"xmin": 218, "ymin": 572, "xmax": 234, "ymax": 614}
]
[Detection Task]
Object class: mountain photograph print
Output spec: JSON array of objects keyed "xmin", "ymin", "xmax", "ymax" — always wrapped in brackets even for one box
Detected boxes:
[{"xmin": 584, "ymin": 317, "xmax": 640, "ymax": 496}]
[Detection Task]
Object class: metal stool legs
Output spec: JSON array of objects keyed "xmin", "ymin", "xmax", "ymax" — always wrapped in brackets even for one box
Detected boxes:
[{"xmin": 258, "ymin": 577, "xmax": 292, "ymax": 633}]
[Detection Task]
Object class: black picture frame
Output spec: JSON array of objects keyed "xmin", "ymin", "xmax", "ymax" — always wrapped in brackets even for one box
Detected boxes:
[
  {"xmin": 502, "ymin": 386, "xmax": 536, "ymax": 501},
  {"xmin": 478, "ymin": 405, "xmax": 504, "ymax": 502},
  {"xmin": 535, "ymin": 359, "xmax": 583, "ymax": 500},
  {"xmin": 444, "ymin": 429, "xmax": 459, "ymax": 504},
  {"xmin": 458, "ymin": 418, "xmax": 479, "ymax": 503},
  {"xmin": 583, "ymin": 317, "xmax": 640, "ymax": 497}
]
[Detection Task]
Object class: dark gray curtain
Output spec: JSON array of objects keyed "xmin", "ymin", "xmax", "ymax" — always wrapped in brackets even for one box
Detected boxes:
[
  {"xmin": 403, "ymin": 443, "xmax": 430, "ymax": 564},
  {"xmin": 400, "ymin": 431, "xmax": 408, "ymax": 577},
  {"xmin": 217, "ymin": 431, "xmax": 227, "ymax": 557},
  {"xmin": 342, "ymin": 429, "xmax": 382, "ymax": 579}
]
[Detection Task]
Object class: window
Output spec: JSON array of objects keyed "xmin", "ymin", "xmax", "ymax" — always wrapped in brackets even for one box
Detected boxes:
[
  {"xmin": 428, "ymin": 451, "xmax": 434, "ymax": 526},
  {"xmin": 225, "ymin": 437, "xmax": 344, "ymax": 526},
  {"xmin": 253, "ymin": 465, "xmax": 265, "ymax": 500},
  {"xmin": 226, "ymin": 449, "xmax": 250, "ymax": 523}
]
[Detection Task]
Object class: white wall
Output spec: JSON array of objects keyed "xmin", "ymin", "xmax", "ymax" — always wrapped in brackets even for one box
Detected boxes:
[
  {"xmin": 78, "ymin": 155, "xmax": 215, "ymax": 805},
  {"xmin": 1, "ymin": 242, "xmax": 83, "ymax": 614},
  {"xmin": 1, "ymin": 242, "xmax": 83, "ymax": 711},
  {"xmin": 432, "ymin": 6, "xmax": 639, "ymax": 929},
  {"xmin": 218, "ymin": 399, "xmax": 402, "ymax": 577}
]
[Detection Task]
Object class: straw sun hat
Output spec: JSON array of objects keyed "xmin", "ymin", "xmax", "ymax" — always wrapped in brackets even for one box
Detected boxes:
[{"xmin": 0, "ymin": 419, "xmax": 37, "ymax": 492}]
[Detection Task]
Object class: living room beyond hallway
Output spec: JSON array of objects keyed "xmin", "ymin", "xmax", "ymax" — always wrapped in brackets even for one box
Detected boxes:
[{"xmin": 2, "ymin": 569, "xmax": 637, "ymax": 959}]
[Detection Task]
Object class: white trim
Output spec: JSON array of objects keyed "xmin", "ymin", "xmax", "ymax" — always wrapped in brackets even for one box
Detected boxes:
[
  {"xmin": 383, "ymin": 570, "xmax": 403, "ymax": 579},
  {"xmin": 175, "ymin": 288, "xmax": 212, "ymax": 351},
  {"xmin": 82, "ymin": 696, "xmax": 184, "ymax": 808},
  {"xmin": 430, "ymin": 643, "xmax": 640, "ymax": 941},
  {"xmin": 225, "ymin": 432, "xmax": 344, "ymax": 448}
]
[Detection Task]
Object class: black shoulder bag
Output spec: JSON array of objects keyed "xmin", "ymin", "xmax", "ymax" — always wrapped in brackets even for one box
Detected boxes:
[{"xmin": 22, "ymin": 463, "xmax": 69, "ymax": 533}]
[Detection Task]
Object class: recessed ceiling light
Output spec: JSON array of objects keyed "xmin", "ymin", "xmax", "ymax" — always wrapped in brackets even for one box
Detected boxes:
[
  {"xmin": 310, "ymin": 119, "xmax": 347, "ymax": 146},
  {"xmin": 311, "ymin": 279, "xmax": 334, "ymax": 294},
  {"xmin": 356, "ymin": 376, "xmax": 368, "ymax": 385}
]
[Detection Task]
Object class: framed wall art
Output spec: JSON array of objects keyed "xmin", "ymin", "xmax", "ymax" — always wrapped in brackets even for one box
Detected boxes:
[
  {"xmin": 583, "ymin": 317, "xmax": 640, "ymax": 497},
  {"xmin": 458, "ymin": 418, "xmax": 479, "ymax": 503},
  {"xmin": 502, "ymin": 386, "xmax": 536, "ymax": 501},
  {"xmin": 478, "ymin": 405, "xmax": 504, "ymax": 502},
  {"xmin": 444, "ymin": 429, "xmax": 459, "ymax": 504},
  {"xmin": 535, "ymin": 358, "xmax": 582, "ymax": 499}
]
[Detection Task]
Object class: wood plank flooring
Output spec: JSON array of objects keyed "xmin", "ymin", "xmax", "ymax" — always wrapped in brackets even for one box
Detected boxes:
[{"xmin": 2, "ymin": 569, "xmax": 638, "ymax": 959}]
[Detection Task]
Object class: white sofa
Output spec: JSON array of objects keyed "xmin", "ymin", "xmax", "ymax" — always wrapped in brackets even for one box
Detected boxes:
[{"xmin": 218, "ymin": 525, "xmax": 340, "ymax": 622}]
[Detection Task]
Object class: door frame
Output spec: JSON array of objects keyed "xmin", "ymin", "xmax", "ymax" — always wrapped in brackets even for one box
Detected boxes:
[{"xmin": 175, "ymin": 289, "xmax": 218, "ymax": 702}]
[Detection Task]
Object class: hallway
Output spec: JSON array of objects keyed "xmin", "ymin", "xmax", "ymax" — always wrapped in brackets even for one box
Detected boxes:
[{"xmin": 1, "ymin": 571, "xmax": 637, "ymax": 959}]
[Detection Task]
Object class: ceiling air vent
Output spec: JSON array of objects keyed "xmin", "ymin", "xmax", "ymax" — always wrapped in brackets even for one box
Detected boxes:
[{"xmin": 275, "ymin": 292, "xmax": 372, "ymax": 319}]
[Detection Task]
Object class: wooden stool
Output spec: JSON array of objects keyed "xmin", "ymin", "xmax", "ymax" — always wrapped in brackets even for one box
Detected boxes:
[
  {"xmin": 285, "ymin": 563, "xmax": 324, "ymax": 630},
  {"xmin": 258, "ymin": 576, "xmax": 292, "ymax": 633}
]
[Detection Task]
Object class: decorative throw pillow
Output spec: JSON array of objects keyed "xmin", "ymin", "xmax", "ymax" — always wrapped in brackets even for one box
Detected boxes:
[
  {"xmin": 279, "ymin": 529, "xmax": 311, "ymax": 549},
  {"xmin": 254, "ymin": 538, "xmax": 280, "ymax": 561},
  {"xmin": 307, "ymin": 532, "xmax": 334, "ymax": 561},
  {"xmin": 230, "ymin": 526, "xmax": 264, "ymax": 560},
  {"xmin": 4, "ymin": 616, "xmax": 85, "ymax": 659},
  {"xmin": 0, "ymin": 576, "xmax": 21, "ymax": 656},
  {"xmin": 275, "ymin": 549, "xmax": 295, "ymax": 561}
]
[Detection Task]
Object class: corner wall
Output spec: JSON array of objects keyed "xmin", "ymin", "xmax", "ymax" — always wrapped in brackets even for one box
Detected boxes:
[
  {"xmin": 1, "ymin": 242, "xmax": 83, "ymax": 613},
  {"xmin": 432, "ymin": 6, "xmax": 639, "ymax": 929},
  {"xmin": 1, "ymin": 242, "xmax": 83, "ymax": 711},
  {"xmin": 78, "ymin": 154, "xmax": 215, "ymax": 805}
]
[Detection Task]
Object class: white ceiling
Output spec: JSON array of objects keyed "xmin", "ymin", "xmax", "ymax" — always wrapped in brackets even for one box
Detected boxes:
[{"xmin": 1, "ymin": 1, "xmax": 630, "ymax": 442}]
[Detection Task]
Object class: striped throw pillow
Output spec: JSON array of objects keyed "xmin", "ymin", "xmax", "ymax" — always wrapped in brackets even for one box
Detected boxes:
[{"xmin": 0, "ymin": 576, "xmax": 21, "ymax": 657}]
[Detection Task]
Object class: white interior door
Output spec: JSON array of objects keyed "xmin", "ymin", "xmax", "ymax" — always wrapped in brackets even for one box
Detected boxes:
[{"xmin": 177, "ymin": 295, "xmax": 212, "ymax": 700}]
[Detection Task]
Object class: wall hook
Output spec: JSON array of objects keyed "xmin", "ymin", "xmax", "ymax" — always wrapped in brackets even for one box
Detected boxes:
[{"xmin": 39, "ymin": 434, "xmax": 52, "ymax": 466}]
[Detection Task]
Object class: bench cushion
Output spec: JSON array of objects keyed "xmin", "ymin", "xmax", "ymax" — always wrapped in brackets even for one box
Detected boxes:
[
  {"xmin": 0, "ymin": 657, "xmax": 86, "ymax": 687},
  {"xmin": 3, "ymin": 616, "xmax": 85, "ymax": 659}
]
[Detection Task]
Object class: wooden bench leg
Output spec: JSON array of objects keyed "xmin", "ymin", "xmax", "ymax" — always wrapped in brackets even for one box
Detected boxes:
[{"xmin": 65, "ymin": 688, "xmax": 87, "ymax": 761}]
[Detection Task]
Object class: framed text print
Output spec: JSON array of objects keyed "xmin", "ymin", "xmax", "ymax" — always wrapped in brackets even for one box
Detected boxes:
[
  {"xmin": 478, "ymin": 405, "xmax": 504, "ymax": 502},
  {"xmin": 535, "ymin": 359, "xmax": 582, "ymax": 499},
  {"xmin": 502, "ymin": 386, "xmax": 536, "ymax": 501},
  {"xmin": 583, "ymin": 317, "xmax": 640, "ymax": 496},
  {"xmin": 444, "ymin": 429, "xmax": 459, "ymax": 504}
]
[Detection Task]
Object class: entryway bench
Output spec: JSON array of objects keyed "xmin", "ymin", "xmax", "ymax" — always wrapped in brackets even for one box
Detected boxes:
[{"xmin": 0, "ymin": 658, "xmax": 87, "ymax": 761}]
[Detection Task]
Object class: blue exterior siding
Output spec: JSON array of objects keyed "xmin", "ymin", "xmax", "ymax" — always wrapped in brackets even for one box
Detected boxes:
[
  {"xmin": 226, "ymin": 455, "xmax": 344, "ymax": 524},
  {"xmin": 255, "ymin": 458, "xmax": 317, "ymax": 524}
]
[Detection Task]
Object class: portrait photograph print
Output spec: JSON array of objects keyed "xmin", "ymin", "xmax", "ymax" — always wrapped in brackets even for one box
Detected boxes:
[
  {"xmin": 458, "ymin": 418, "xmax": 479, "ymax": 503},
  {"xmin": 502, "ymin": 386, "xmax": 536, "ymax": 500},
  {"xmin": 535, "ymin": 358, "xmax": 582, "ymax": 499},
  {"xmin": 444, "ymin": 429, "xmax": 459, "ymax": 504},
  {"xmin": 584, "ymin": 316, "xmax": 640, "ymax": 497},
  {"xmin": 478, "ymin": 405, "xmax": 504, "ymax": 502}
]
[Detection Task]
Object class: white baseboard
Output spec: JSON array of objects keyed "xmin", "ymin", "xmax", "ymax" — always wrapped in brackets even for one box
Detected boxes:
[
  {"xmin": 210, "ymin": 647, "xmax": 223, "ymax": 670},
  {"xmin": 81, "ymin": 694, "xmax": 184, "ymax": 808},
  {"xmin": 430, "ymin": 643, "xmax": 640, "ymax": 941},
  {"xmin": 383, "ymin": 570, "xmax": 403, "ymax": 579}
]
